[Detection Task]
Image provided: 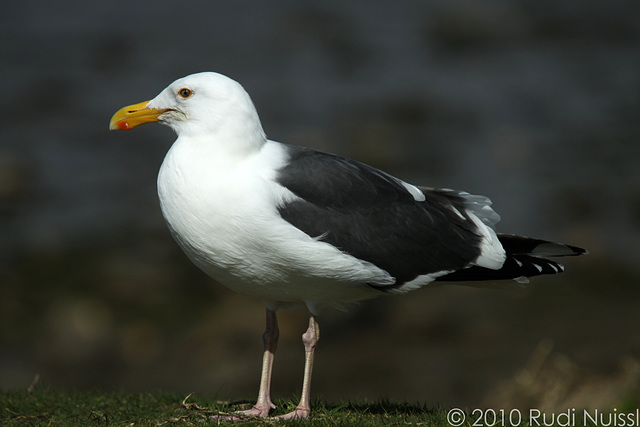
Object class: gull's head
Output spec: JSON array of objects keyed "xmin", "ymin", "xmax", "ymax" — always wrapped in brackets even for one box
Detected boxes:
[{"xmin": 110, "ymin": 72, "xmax": 265, "ymax": 140}]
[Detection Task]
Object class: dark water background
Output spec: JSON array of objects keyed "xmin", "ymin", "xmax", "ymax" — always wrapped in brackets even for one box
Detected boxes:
[{"xmin": 1, "ymin": 0, "xmax": 639, "ymax": 411}]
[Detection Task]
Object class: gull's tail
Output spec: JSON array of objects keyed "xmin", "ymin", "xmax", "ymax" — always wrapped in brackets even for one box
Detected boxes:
[{"xmin": 436, "ymin": 234, "xmax": 587, "ymax": 283}]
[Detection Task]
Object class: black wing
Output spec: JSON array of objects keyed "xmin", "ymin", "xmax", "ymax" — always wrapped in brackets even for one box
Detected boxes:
[{"xmin": 275, "ymin": 145, "xmax": 487, "ymax": 287}]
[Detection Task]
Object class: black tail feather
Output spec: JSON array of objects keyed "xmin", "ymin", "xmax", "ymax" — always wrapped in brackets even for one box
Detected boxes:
[
  {"xmin": 436, "ymin": 234, "xmax": 586, "ymax": 283},
  {"xmin": 497, "ymin": 234, "xmax": 587, "ymax": 257}
]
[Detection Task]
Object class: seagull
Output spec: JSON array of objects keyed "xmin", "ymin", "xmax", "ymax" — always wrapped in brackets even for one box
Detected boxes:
[{"xmin": 109, "ymin": 72, "xmax": 586, "ymax": 419}]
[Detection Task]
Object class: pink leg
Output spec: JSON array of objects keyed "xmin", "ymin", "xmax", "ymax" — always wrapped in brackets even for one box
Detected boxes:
[
  {"xmin": 277, "ymin": 315, "xmax": 320, "ymax": 420},
  {"xmin": 213, "ymin": 309, "xmax": 279, "ymax": 419},
  {"xmin": 237, "ymin": 309, "xmax": 279, "ymax": 417}
]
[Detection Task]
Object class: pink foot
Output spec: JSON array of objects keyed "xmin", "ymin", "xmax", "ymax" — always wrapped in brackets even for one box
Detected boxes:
[
  {"xmin": 276, "ymin": 406, "xmax": 311, "ymax": 420},
  {"xmin": 235, "ymin": 404, "xmax": 272, "ymax": 418},
  {"xmin": 211, "ymin": 403, "xmax": 274, "ymax": 420}
]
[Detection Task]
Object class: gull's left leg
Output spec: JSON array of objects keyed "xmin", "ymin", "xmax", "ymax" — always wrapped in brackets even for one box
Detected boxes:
[{"xmin": 277, "ymin": 315, "xmax": 320, "ymax": 420}]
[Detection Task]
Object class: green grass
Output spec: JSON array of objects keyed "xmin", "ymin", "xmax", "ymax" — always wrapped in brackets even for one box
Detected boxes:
[
  {"xmin": 5, "ymin": 389, "xmax": 631, "ymax": 426},
  {"xmin": 1, "ymin": 389, "xmax": 449, "ymax": 426}
]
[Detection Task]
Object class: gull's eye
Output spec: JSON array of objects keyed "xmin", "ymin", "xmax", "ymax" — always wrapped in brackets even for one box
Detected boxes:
[{"xmin": 178, "ymin": 88, "xmax": 193, "ymax": 99}]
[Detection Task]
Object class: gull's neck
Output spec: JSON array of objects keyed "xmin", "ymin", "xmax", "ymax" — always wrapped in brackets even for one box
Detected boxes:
[{"xmin": 174, "ymin": 107, "xmax": 268, "ymax": 162}]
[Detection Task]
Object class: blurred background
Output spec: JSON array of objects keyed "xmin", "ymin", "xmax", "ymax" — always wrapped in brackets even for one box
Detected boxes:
[{"xmin": 1, "ymin": 0, "xmax": 639, "ymax": 412}]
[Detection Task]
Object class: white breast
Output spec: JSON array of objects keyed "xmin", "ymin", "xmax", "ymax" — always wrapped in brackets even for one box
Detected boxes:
[{"xmin": 157, "ymin": 139, "xmax": 391, "ymax": 310}]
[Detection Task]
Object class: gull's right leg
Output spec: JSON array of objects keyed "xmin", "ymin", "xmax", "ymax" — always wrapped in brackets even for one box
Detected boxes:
[{"xmin": 217, "ymin": 308, "xmax": 279, "ymax": 419}]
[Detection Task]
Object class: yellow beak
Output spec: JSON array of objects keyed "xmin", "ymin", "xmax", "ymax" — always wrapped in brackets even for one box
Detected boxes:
[{"xmin": 109, "ymin": 100, "xmax": 168, "ymax": 131}]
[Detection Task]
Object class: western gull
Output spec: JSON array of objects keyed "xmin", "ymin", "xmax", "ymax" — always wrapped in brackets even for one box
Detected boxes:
[{"xmin": 109, "ymin": 72, "xmax": 586, "ymax": 419}]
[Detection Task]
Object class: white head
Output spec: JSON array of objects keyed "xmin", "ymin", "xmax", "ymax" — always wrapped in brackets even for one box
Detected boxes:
[{"xmin": 110, "ymin": 72, "xmax": 267, "ymax": 150}]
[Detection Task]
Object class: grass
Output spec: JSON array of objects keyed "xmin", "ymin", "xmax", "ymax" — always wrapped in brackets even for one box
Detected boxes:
[
  {"xmin": 4, "ymin": 389, "xmax": 633, "ymax": 426},
  {"xmin": 1, "ymin": 389, "xmax": 449, "ymax": 426}
]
